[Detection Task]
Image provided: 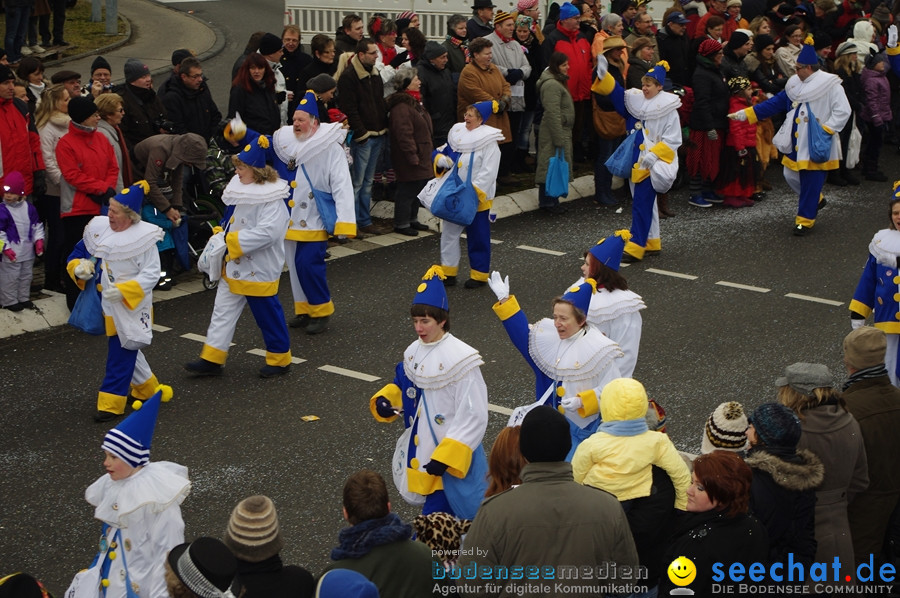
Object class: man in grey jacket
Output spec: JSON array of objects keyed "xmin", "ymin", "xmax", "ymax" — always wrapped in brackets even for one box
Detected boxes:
[{"xmin": 457, "ymin": 406, "xmax": 641, "ymax": 598}]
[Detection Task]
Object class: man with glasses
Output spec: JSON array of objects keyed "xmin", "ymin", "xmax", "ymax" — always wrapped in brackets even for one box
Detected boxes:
[
  {"xmin": 161, "ymin": 57, "xmax": 222, "ymax": 140},
  {"xmin": 729, "ymin": 36, "xmax": 850, "ymax": 236},
  {"xmin": 625, "ymin": 12, "xmax": 659, "ymax": 63},
  {"xmin": 280, "ymin": 25, "xmax": 312, "ymax": 114}
]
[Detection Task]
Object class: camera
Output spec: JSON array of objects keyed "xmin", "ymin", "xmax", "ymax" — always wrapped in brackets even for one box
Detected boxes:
[{"xmin": 154, "ymin": 118, "xmax": 176, "ymax": 134}]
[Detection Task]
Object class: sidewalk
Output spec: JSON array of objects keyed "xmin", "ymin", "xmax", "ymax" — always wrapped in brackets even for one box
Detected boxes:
[
  {"xmin": 43, "ymin": 0, "xmax": 224, "ymax": 84},
  {"xmin": 0, "ymin": 176, "xmax": 598, "ymax": 339}
]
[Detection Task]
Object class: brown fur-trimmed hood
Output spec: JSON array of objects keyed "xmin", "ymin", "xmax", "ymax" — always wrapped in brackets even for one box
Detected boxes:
[{"xmin": 745, "ymin": 449, "xmax": 825, "ymax": 492}]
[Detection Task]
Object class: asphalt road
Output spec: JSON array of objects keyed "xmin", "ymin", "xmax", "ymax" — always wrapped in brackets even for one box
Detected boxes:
[{"xmin": 1, "ymin": 154, "xmax": 891, "ymax": 591}]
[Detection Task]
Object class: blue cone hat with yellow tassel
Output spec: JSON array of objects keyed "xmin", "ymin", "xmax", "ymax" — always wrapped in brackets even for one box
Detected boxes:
[
  {"xmin": 412, "ymin": 265, "xmax": 449, "ymax": 311},
  {"xmin": 797, "ymin": 34, "xmax": 818, "ymax": 65},
  {"xmin": 237, "ymin": 134, "xmax": 270, "ymax": 168},
  {"xmin": 113, "ymin": 180, "xmax": 149, "ymax": 215},
  {"xmin": 561, "ymin": 277, "xmax": 597, "ymax": 317},
  {"xmin": 589, "ymin": 230, "xmax": 632, "ymax": 271}
]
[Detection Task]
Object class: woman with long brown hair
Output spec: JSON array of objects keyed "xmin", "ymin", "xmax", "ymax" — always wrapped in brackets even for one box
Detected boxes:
[{"xmin": 228, "ymin": 53, "xmax": 280, "ymax": 136}]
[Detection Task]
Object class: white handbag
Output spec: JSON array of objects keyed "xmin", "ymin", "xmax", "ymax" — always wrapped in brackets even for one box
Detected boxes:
[
  {"xmin": 392, "ymin": 424, "xmax": 427, "ymax": 507},
  {"xmin": 417, "ymin": 173, "xmax": 450, "ymax": 211},
  {"xmin": 198, "ymin": 230, "xmax": 227, "ymax": 282}
]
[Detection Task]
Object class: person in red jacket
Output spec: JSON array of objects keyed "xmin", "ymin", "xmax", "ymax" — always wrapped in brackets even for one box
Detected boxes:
[
  {"xmin": 56, "ymin": 96, "xmax": 119, "ymax": 309},
  {"xmin": 718, "ymin": 76, "xmax": 758, "ymax": 207},
  {"xmin": 0, "ymin": 64, "xmax": 46, "ymax": 199},
  {"xmin": 542, "ymin": 2, "xmax": 594, "ymax": 161}
]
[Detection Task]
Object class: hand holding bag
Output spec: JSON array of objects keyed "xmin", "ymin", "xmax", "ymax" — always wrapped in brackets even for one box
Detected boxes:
[
  {"xmin": 806, "ymin": 103, "xmax": 833, "ymax": 163},
  {"xmin": 417, "ymin": 172, "xmax": 451, "ymax": 210},
  {"xmin": 301, "ymin": 164, "xmax": 337, "ymax": 234},
  {"xmin": 430, "ymin": 152, "xmax": 478, "ymax": 227},
  {"xmin": 68, "ymin": 268, "xmax": 105, "ymax": 336},
  {"xmin": 197, "ymin": 230, "xmax": 227, "ymax": 282},
  {"xmin": 545, "ymin": 148, "xmax": 570, "ymax": 198}
]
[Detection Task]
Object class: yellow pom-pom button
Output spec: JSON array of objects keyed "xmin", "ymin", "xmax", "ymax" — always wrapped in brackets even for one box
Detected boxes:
[
  {"xmin": 795, "ymin": 118, "xmax": 801, "ymax": 124},
  {"xmin": 157, "ymin": 384, "xmax": 173, "ymax": 403},
  {"xmin": 109, "ymin": 551, "xmax": 117, "ymax": 560},
  {"xmin": 556, "ymin": 386, "xmax": 565, "ymax": 397},
  {"xmin": 243, "ymin": 144, "xmax": 251, "ymax": 152},
  {"xmin": 102, "ymin": 580, "xmax": 110, "ymax": 588},
  {"xmin": 288, "ymin": 200, "xmax": 295, "ymax": 207},
  {"xmin": 638, "ymin": 144, "xmax": 645, "ymax": 150},
  {"xmin": 896, "ymin": 312, "xmax": 900, "ymax": 320},
  {"xmin": 794, "ymin": 132, "xmax": 799, "ymax": 138},
  {"xmin": 121, "ymin": 188, "xmax": 129, "ymax": 194},
  {"xmin": 410, "ymin": 458, "xmax": 420, "ymax": 469},
  {"xmin": 894, "ymin": 276, "xmax": 900, "ymax": 283},
  {"xmin": 414, "ymin": 434, "xmax": 419, "ymax": 446},
  {"xmin": 568, "ymin": 286, "xmax": 580, "ymax": 293},
  {"xmin": 557, "ymin": 405, "xmax": 566, "ymax": 415},
  {"xmin": 96, "ymin": 284, "xmax": 103, "ymax": 292},
  {"xmin": 229, "ymin": 217, "xmax": 235, "ymax": 223},
  {"xmin": 132, "ymin": 400, "xmax": 142, "ymax": 411},
  {"xmin": 417, "ymin": 282, "xmax": 427, "ymax": 292},
  {"xmin": 290, "ymin": 181, "xmax": 297, "ymax": 188},
  {"xmin": 895, "ymin": 293, "xmax": 900, "ymax": 302}
]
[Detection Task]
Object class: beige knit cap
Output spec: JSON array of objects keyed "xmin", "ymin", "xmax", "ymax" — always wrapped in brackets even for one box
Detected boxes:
[{"xmin": 224, "ymin": 495, "xmax": 284, "ymax": 562}]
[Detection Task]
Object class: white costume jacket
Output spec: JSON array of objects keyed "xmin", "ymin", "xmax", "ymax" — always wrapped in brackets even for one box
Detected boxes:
[
  {"xmin": 274, "ymin": 122, "xmax": 356, "ymax": 241},
  {"xmin": 575, "ymin": 277, "xmax": 645, "ymax": 378},
  {"xmin": 442, "ymin": 122, "xmax": 503, "ymax": 212},
  {"xmin": 371, "ymin": 333, "xmax": 489, "ymax": 496},
  {"xmin": 221, "ymin": 176, "xmax": 291, "ymax": 297},
  {"xmin": 66, "ymin": 462, "xmax": 190, "ymax": 598}
]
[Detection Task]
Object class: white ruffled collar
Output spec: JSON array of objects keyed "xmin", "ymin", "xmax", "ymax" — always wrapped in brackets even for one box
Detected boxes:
[
  {"xmin": 272, "ymin": 121, "xmax": 346, "ymax": 167},
  {"xmin": 571, "ymin": 278, "xmax": 646, "ymax": 323},
  {"xmin": 870, "ymin": 229, "xmax": 900, "ymax": 267},
  {"xmin": 86, "ymin": 461, "xmax": 190, "ymax": 527},
  {"xmin": 624, "ymin": 89, "xmax": 681, "ymax": 120},
  {"xmin": 528, "ymin": 319, "xmax": 623, "ymax": 382},
  {"xmin": 447, "ymin": 122, "xmax": 505, "ymax": 152},
  {"xmin": 785, "ymin": 70, "xmax": 841, "ymax": 104},
  {"xmin": 403, "ymin": 333, "xmax": 484, "ymax": 390},
  {"xmin": 83, "ymin": 218, "xmax": 164, "ymax": 260},
  {"xmin": 222, "ymin": 176, "xmax": 290, "ymax": 205}
]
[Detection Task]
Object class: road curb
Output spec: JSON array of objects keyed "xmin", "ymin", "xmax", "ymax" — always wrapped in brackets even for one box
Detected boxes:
[{"xmin": 43, "ymin": 14, "xmax": 133, "ymax": 68}]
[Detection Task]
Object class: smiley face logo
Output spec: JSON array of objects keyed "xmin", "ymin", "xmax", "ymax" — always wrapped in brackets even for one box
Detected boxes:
[{"xmin": 667, "ymin": 556, "xmax": 696, "ymax": 587}]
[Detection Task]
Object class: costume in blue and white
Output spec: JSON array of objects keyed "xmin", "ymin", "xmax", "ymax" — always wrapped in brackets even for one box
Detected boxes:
[
  {"xmin": 592, "ymin": 60, "xmax": 681, "ymax": 261},
  {"xmin": 850, "ymin": 227, "xmax": 900, "ymax": 386},
  {"xmin": 492, "ymin": 279, "xmax": 623, "ymax": 459}
]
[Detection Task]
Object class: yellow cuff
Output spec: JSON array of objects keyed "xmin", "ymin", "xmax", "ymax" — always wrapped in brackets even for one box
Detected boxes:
[
  {"xmin": 492, "ymin": 295, "xmax": 521, "ymax": 321},
  {"xmin": 631, "ymin": 167, "xmax": 650, "ymax": 183},
  {"xmin": 849, "ymin": 299, "xmax": 873, "ymax": 319},
  {"xmin": 822, "ymin": 124, "xmax": 834, "ymax": 135},
  {"xmin": 624, "ymin": 240, "xmax": 645, "ymax": 260},
  {"xmin": 441, "ymin": 265, "xmax": 459, "ymax": 276},
  {"xmin": 131, "ymin": 374, "xmax": 160, "ymax": 400},
  {"xmin": 225, "ymin": 231, "xmax": 243, "ymax": 259},
  {"xmin": 888, "ymin": 46, "xmax": 900, "ymax": 56},
  {"xmin": 97, "ymin": 392, "xmax": 126, "ymax": 414},
  {"xmin": 333, "ymin": 221, "xmax": 356, "ymax": 238},
  {"xmin": 117, "ymin": 280, "xmax": 145, "ymax": 310},
  {"xmin": 292, "ymin": 300, "xmax": 335, "ymax": 317},
  {"xmin": 649, "ymin": 142, "xmax": 675, "ymax": 164},
  {"xmin": 470, "ymin": 269, "xmax": 489, "ymax": 282},
  {"xmin": 576, "ymin": 389, "xmax": 599, "ymax": 418},
  {"xmin": 266, "ymin": 351, "xmax": 292, "ymax": 367},
  {"xmin": 745, "ymin": 107, "xmax": 758, "ymax": 125},
  {"xmin": 370, "ymin": 383, "xmax": 402, "ymax": 422},
  {"xmin": 105, "ymin": 315, "xmax": 116, "ymax": 336},
  {"xmin": 67, "ymin": 259, "xmax": 87, "ymax": 290},
  {"xmin": 407, "ymin": 467, "xmax": 443, "ymax": 494},
  {"xmin": 591, "ymin": 72, "xmax": 616, "ymax": 96},
  {"xmin": 431, "ymin": 437, "xmax": 474, "ymax": 478},
  {"xmin": 200, "ymin": 344, "xmax": 229, "ymax": 365}
]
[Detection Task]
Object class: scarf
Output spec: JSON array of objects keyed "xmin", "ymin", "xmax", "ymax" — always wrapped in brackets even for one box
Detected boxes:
[
  {"xmin": 405, "ymin": 89, "xmax": 422, "ymax": 102},
  {"xmin": 330, "ymin": 513, "xmax": 413, "ymax": 560},
  {"xmin": 843, "ymin": 364, "xmax": 890, "ymax": 391},
  {"xmin": 379, "ymin": 42, "xmax": 398, "ymax": 66},
  {"xmin": 446, "ymin": 34, "xmax": 471, "ymax": 63},
  {"xmin": 556, "ymin": 21, "xmax": 581, "ymax": 42},
  {"xmin": 496, "ymin": 30, "xmax": 514, "ymax": 43},
  {"xmin": 114, "ymin": 124, "xmax": 134, "ymax": 186},
  {"xmin": 598, "ymin": 417, "xmax": 649, "ymax": 436}
]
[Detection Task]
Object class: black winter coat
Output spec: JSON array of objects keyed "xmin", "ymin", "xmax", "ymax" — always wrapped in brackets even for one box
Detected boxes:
[
  {"xmin": 114, "ymin": 83, "xmax": 168, "ymax": 152},
  {"xmin": 626, "ymin": 56, "xmax": 653, "ymax": 89},
  {"xmin": 160, "ymin": 75, "xmax": 222, "ymax": 140},
  {"xmin": 746, "ymin": 448, "xmax": 824, "ymax": 567},
  {"xmin": 746, "ymin": 54, "xmax": 787, "ymax": 95},
  {"xmin": 281, "ymin": 48, "xmax": 313, "ymax": 98},
  {"xmin": 520, "ymin": 34, "xmax": 543, "ymax": 111},
  {"xmin": 235, "ymin": 555, "xmax": 315, "ymax": 598},
  {"xmin": 227, "ymin": 81, "xmax": 281, "ymax": 137},
  {"xmin": 690, "ymin": 57, "xmax": 730, "ymax": 130},
  {"xmin": 657, "ymin": 27, "xmax": 692, "ymax": 87},
  {"xmin": 417, "ymin": 59, "xmax": 456, "ymax": 147}
]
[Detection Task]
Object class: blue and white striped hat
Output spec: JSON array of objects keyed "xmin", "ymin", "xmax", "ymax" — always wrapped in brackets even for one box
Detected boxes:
[{"xmin": 101, "ymin": 389, "xmax": 163, "ymax": 468}]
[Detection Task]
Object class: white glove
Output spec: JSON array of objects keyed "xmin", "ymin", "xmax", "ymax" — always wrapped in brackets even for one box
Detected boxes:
[
  {"xmin": 889, "ymin": 24, "xmax": 898, "ymax": 49},
  {"xmin": 596, "ymin": 53, "xmax": 609, "ymax": 83},
  {"xmin": 229, "ymin": 111, "xmax": 246, "ymax": 139},
  {"xmin": 435, "ymin": 154, "xmax": 454, "ymax": 170},
  {"xmin": 641, "ymin": 152, "xmax": 659, "ymax": 169},
  {"xmin": 851, "ymin": 318, "xmax": 865, "ymax": 330},
  {"xmin": 73, "ymin": 258, "xmax": 95, "ymax": 280},
  {"xmin": 488, "ymin": 271, "xmax": 510, "ymax": 302},
  {"xmin": 102, "ymin": 284, "xmax": 123, "ymax": 303},
  {"xmin": 561, "ymin": 396, "xmax": 583, "ymax": 411},
  {"xmin": 728, "ymin": 110, "xmax": 748, "ymax": 122}
]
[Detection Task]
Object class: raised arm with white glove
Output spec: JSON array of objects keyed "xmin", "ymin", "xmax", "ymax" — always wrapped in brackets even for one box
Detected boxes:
[
  {"xmin": 596, "ymin": 53, "xmax": 609, "ymax": 82},
  {"xmin": 488, "ymin": 271, "xmax": 510, "ymax": 303},
  {"xmin": 889, "ymin": 24, "xmax": 898, "ymax": 49}
]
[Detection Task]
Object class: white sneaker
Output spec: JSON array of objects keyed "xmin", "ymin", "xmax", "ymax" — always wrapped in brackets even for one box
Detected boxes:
[
  {"xmin": 30, "ymin": 45, "xmax": 45, "ymax": 53},
  {"xmin": 20, "ymin": 46, "xmax": 33, "ymax": 55}
]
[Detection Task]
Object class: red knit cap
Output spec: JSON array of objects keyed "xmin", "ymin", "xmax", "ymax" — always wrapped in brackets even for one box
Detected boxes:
[{"xmin": 698, "ymin": 38, "xmax": 723, "ymax": 57}]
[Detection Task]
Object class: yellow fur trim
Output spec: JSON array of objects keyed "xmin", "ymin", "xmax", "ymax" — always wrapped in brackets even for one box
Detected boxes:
[
  {"xmin": 370, "ymin": 383, "xmax": 402, "ymax": 422},
  {"xmin": 200, "ymin": 344, "xmax": 229, "ymax": 364}
]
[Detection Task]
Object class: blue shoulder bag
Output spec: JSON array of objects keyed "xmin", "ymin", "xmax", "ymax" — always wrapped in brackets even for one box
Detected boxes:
[
  {"xmin": 430, "ymin": 152, "xmax": 478, "ymax": 227},
  {"xmin": 301, "ymin": 164, "xmax": 337, "ymax": 235}
]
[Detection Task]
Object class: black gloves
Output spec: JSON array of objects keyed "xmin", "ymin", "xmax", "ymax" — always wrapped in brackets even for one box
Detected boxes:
[
  {"xmin": 88, "ymin": 187, "xmax": 116, "ymax": 206},
  {"xmin": 389, "ymin": 51, "xmax": 409, "ymax": 68},
  {"xmin": 374, "ymin": 397, "xmax": 396, "ymax": 418},
  {"xmin": 505, "ymin": 68, "xmax": 524, "ymax": 84},
  {"xmin": 424, "ymin": 459, "xmax": 449, "ymax": 476}
]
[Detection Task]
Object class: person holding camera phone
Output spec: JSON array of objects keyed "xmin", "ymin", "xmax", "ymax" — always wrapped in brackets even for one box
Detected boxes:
[
  {"xmin": 115, "ymin": 58, "xmax": 171, "ymax": 150},
  {"xmin": 84, "ymin": 56, "xmax": 114, "ymax": 99}
]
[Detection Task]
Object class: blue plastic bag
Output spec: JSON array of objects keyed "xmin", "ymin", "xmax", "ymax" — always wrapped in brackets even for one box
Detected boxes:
[
  {"xmin": 605, "ymin": 130, "xmax": 639, "ymax": 179},
  {"xmin": 68, "ymin": 268, "xmax": 104, "ymax": 335},
  {"xmin": 431, "ymin": 152, "xmax": 478, "ymax": 227},
  {"xmin": 806, "ymin": 103, "xmax": 832, "ymax": 163},
  {"xmin": 545, "ymin": 148, "xmax": 570, "ymax": 198},
  {"xmin": 442, "ymin": 444, "xmax": 488, "ymax": 520},
  {"xmin": 301, "ymin": 164, "xmax": 337, "ymax": 234}
]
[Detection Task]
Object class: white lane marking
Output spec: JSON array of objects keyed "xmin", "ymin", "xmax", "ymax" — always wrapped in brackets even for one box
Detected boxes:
[
  {"xmin": 488, "ymin": 403, "xmax": 514, "ymax": 416},
  {"xmin": 645, "ymin": 268, "xmax": 698, "ymax": 280},
  {"xmin": 152, "ymin": 324, "xmax": 172, "ymax": 332},
  {"xmin": 180, "ymin": 333, "xmax": 235, "ymax": 346},
  {"xmin": 318, "ymin": 365, "xmax": 381, "ymax": 382},
  {"xmin": 785, "ymin": 293, "xmax": 843, "ymax": 307},
  {"xmin": 516, "ymin": 245, "xmax": 566, "ymax": 256},
  {"xmin": 715, "ymin": 281, "xmax": 771, "ymax": 293},
  {"xmin": 246, "ymin": 348, "xmax": 306, "ymax": 364}
]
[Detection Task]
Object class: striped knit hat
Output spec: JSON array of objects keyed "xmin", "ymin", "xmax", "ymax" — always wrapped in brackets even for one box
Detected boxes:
[
  {"xmin": 224, "ymin": 495, "xmax": 284, "ymax": 562},
  {"xmin": 101, "ymin": 389, "xmax": 163, "ymax": 468},
  {"xmin": 700, "ymin": 401, "xmax": 749, "ymax": 454}
]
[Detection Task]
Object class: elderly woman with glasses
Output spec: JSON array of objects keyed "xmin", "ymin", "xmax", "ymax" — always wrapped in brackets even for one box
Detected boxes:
[{"xmin": 95, "ymin": 93, "xmax": 133, "ymax": 191}]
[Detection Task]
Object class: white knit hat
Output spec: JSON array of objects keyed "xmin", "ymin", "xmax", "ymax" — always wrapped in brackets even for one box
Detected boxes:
[
  {"xmin": 224, "ymin": 495, "xmax": 284, "ymax": 562},
  {"xmin": 700, "ymin": 401, "xmax": 749, "ymax": 454}
]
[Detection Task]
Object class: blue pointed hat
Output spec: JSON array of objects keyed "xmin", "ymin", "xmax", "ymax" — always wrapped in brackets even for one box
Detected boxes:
[
  {"xmin": 796, "ymin": 34, "xmax": 818, "ymax": 65},
  {"xmin": 589, "ymin": 229, "xmax": 632, "ymax": 271},
  {"xmin": 647, "ymin": 60, "xmax": 669, "ymax": 86},
  {"xmin": 238, "ymin": 134, "xmax": 270, "ymax": 169},
  {"xmin": 412, "ymin": 265, "xmax": 449, "ymax": 311},
  {"xmin": 892, "ymin": 179, "xmax": 900, "ymax": 198},
  {"xmin": 561, "ymin": 278, "xmax": 596, "ymax": 317},
  {"xmin": 472, "ymin": 100, "xmax": 497, "ymax": 124},
  {"xmin": 113, "ymin": 180, "xmax": 149, "ymax": 215},
  {"xmin": 101, "ymin": 389, "xmax": 163, "ymax": 468},
  {"xmin": 295, "ymin": 90, "xmax": 319, "ymax": 119}
]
